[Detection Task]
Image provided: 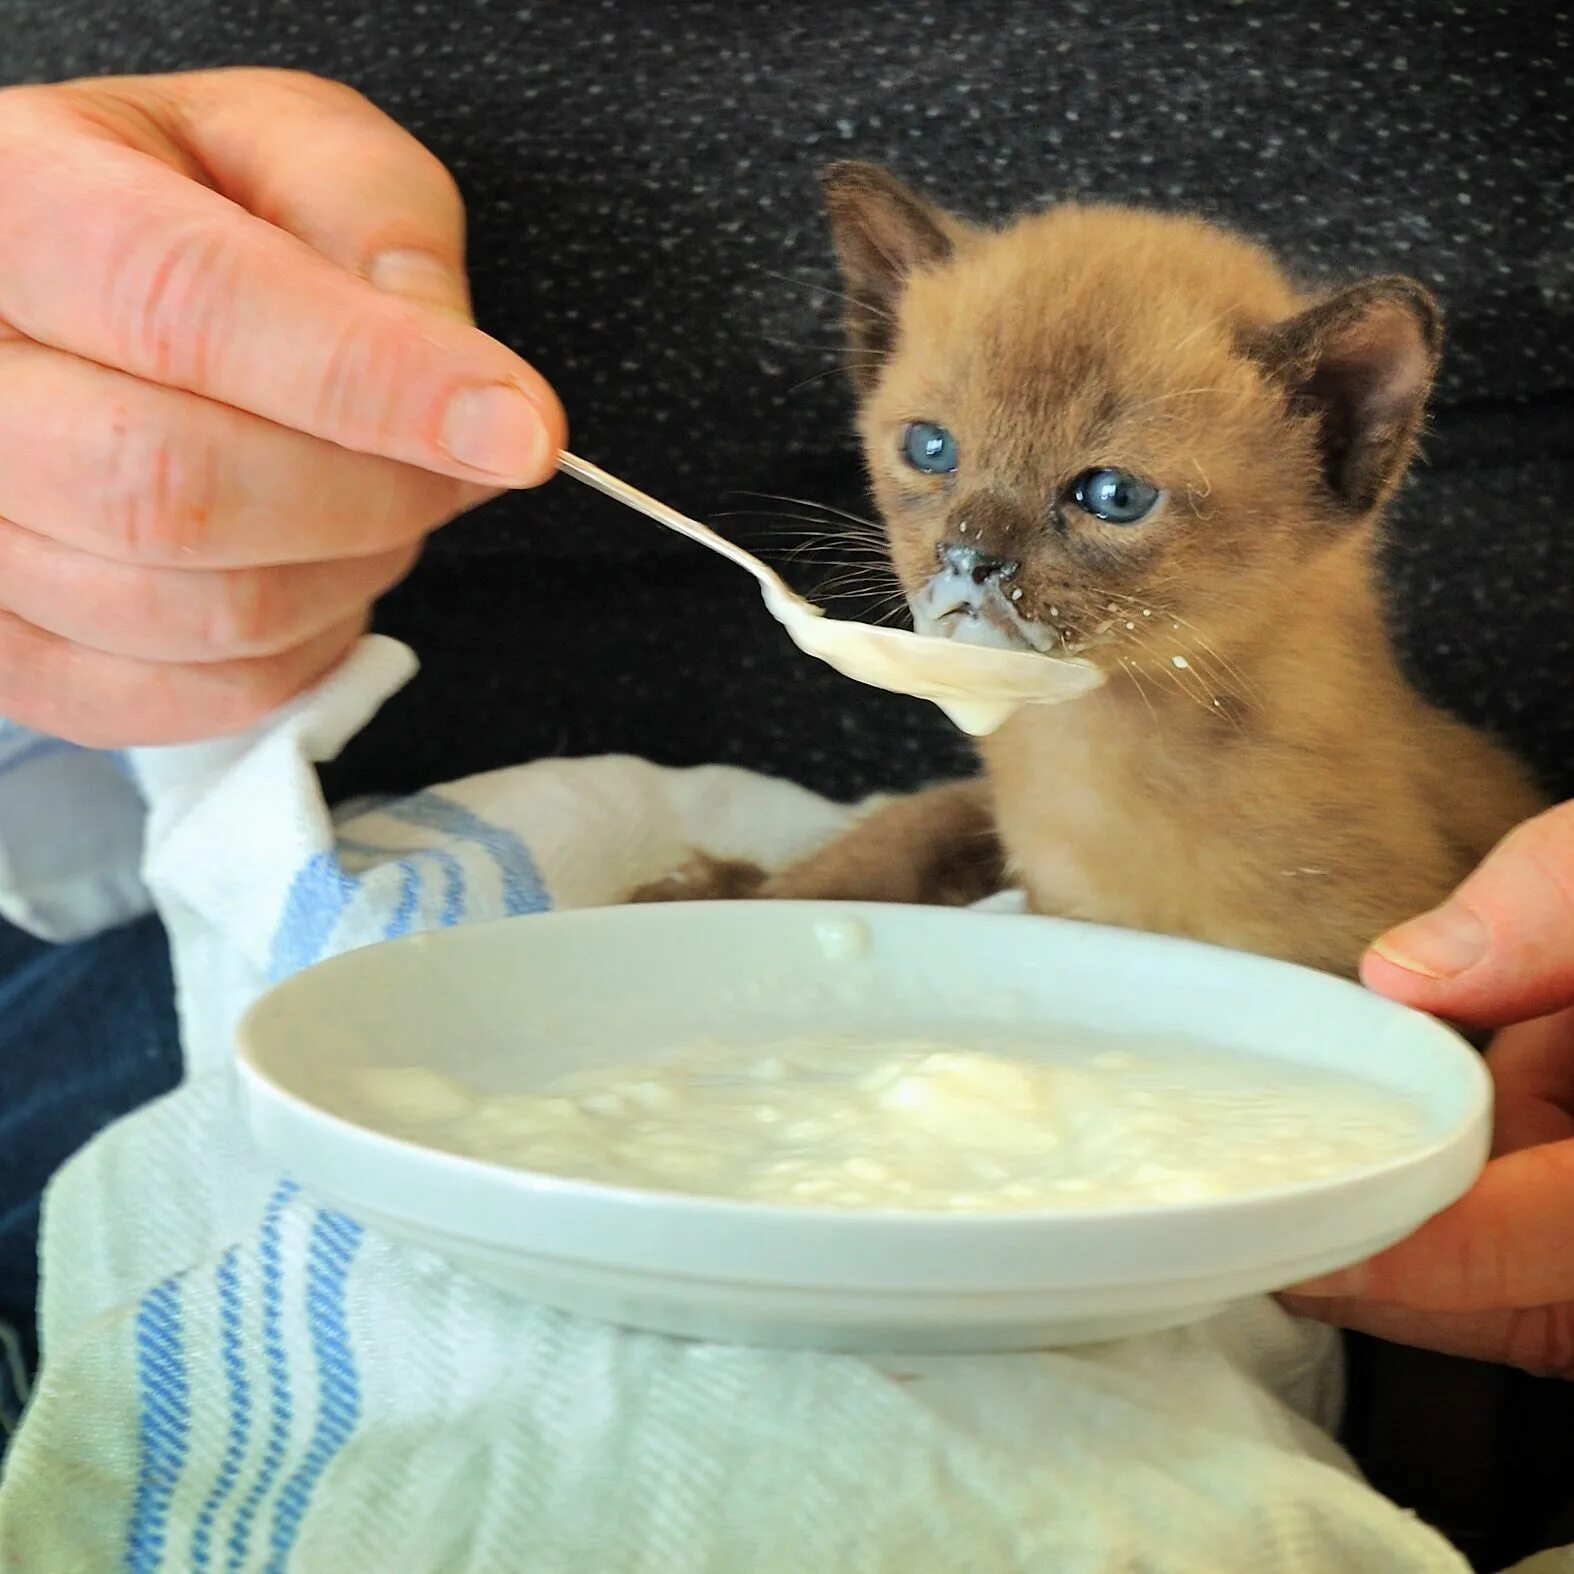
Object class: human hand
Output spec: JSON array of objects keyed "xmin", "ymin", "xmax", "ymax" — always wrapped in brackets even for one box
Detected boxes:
[
  {"xmin": 0, "ymin": 69, "xmax": 565, "ymax": 746},
  {"xmin": 1282, "ymin": 802, "xmax": 1574, "ymax": 1377}
]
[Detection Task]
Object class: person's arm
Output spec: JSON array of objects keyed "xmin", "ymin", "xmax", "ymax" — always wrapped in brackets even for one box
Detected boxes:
[
  {"xmin": 0, "ymin": 68, "xmax": 565, "ymax": 747},
  {"xmin": 1283, "ymin": 802, "xmax": 1574, "ymax": 1377}
]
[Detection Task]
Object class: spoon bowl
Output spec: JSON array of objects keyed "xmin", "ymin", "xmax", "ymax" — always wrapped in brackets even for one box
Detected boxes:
[{"xmin": 558, "ymin": 453, "xmax": 1105, "ymax": 734}]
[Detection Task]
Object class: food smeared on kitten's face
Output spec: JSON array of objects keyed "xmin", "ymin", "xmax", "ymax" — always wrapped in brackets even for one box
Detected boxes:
[{"xmin": 820, "ymin": 162, "xmax": 1440, "ymax": 679}]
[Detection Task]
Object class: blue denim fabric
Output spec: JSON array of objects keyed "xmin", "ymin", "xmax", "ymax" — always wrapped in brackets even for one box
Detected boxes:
[{"xmin": 0, "ymin": 914, "xmax": 180, "ymax": 1427}]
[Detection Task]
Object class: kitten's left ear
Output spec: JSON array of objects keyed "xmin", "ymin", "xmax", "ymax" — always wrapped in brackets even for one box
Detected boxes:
[
  {"xmin": 821, "ymin": 161, "xmax": 967, "ymax": 391},
  {"xmin": 1248, "ymin": 276, "xmax": 1443, "ymax": 514}
]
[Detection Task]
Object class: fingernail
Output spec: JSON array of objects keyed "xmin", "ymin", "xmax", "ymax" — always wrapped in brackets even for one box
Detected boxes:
[
  {"xmin": 368, "ymin": 248, "xmax": 471, "ymax": 320},
  {"xmin": 441, "ymin": 384, "xmax": 550, "ymax": 481},
  {"xmin": 1370, "ymin": 903, "xmax": 1489, "ymax": 980}
]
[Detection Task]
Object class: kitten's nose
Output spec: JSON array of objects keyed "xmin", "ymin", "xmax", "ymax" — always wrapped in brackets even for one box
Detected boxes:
[{"xmin": 940, "ymin": 542, "xmax": 1020, "ymax": 586}]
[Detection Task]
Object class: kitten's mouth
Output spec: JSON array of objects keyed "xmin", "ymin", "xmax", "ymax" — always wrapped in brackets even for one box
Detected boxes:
[{"xmin": 910, "ymin": 571, "xmax": 1063, "ymax": 656}]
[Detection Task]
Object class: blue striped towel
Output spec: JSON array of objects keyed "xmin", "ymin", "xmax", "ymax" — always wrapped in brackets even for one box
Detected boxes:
[{"xmin": 0, "ymin": 638, "xmax": 1474, "ymax": 1573}]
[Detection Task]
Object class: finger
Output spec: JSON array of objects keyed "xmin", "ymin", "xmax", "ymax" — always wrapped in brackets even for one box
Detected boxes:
[
  {"xmin": 1362, "ymin": 801, "xmax": 1574, "ymax": 1027},
  {"xmin": 1277, "ymin": 1293, "xmax": 1574, "ymax": 1378},
  {"xmin": 0, "ymin": 83, "xmax": 565, "ymax": 485},
  {"xmin": 1287, "ymin": 1138, "xmax": 1574, "ymax": 1311},
  {"xmin": 0, "ymin": 607, "xmax": 365, "ymax": 748},
  {"xmin": 0, "ymin": 516, "xmax": 417, "ymax": 663},
  {"xmin": 167, "ymin": 70, "xmax": 472, "ymax": 318},
  {"xmin": 1486, "ymin": 1008, "xmax": 1574, "ymax": 1156},
  {"xmin": 0, "ymin": 330, "xmax": 487, "ymax": 566}
]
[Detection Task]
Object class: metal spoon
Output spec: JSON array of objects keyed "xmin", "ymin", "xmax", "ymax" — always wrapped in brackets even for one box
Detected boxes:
[{"xmin": 557, "ymin": 452, "xmax": 1104, "ymax": 735}]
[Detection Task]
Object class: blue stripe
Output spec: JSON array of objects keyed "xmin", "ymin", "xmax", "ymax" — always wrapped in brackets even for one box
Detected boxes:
[
  {"xmin": 263, "ymin": 1211, "xmax": 364, "ymax": 1572},
  {"xmin": 188, "ymin": 1249, "xmax": 251, "ymax": 1572},
  {"xmin": 225, "ymin": 1181, "xmax": 299, "ymax": 1573},
  {"xmin": 383, "ymin": 860, "xmax": 422, "ymax": 940},
  {"xmin": 337, "ymin": 838, "xmax": 468, "ymax": 938},
  {"xmin": 420, "ymin": 850, "xmax": 466, "ymax": 929},
  {"xmin": 383, "ymin": 792, "xmax": 550, "ymax": 915},
  {"xmin": 268, "ymin": 830, "xmax": 478, "ymax": 980},
  {"xmin": 267, "ymin": 854, "xmax": 360, "ymax": 981},
  {"xmin": 125, "ymin": 1278, "xmax": 192, "ymax": 1574}
]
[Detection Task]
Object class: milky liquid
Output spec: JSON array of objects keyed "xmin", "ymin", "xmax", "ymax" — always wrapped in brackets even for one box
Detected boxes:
[{"xmin": 349, "ymin": 1037, "xmax": 1425, "ymax": 1212}]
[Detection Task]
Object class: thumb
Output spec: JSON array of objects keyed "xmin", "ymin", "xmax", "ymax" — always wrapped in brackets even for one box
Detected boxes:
[
  {"xmin": 168, "ymin": 69, "xmax": 473, "ymax": 318},
  {"xmin": 1362, "ymin": 801, "xmax": 1574, "ymax": 1027}
]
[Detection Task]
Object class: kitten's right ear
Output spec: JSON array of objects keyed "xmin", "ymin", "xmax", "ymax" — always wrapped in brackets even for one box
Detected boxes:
[{"xmin": 821, "ymin": 161, "xmax": 960, "ymax": 391}]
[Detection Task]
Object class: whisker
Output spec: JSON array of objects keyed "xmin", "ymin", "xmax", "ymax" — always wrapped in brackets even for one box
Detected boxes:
[
  {"xmin": 1113, "ymin": 621, "xmax": 1239, "ymax": 727},
  {"xmin": 1115, "ymin": 655, "xmax": 1162, "ymax": 738},
  {"xmin": 755, "ymin": 336, "xmax": 870, "ymax": 356},
  {"xmin": 786, "ymin": 364, "xmax": 859, "ymax": 395},
  {"xmin": 1090, "ymin": 587, "xmax": 1256, "ymax": 707},
  {"xmin": 811, "ymin": 570, "xmax": 904, "ymax": 596},
  {"xmin": 711, "ymin": 509, "xmax": 888, "ymax": 546},
  {"xmin": 711, "ymin": 512, "xmax": 883, "ymax": 540},
  {"xmin": 1119, "ymin": 386, "xmax": 1236, "ymax": 419},
  {"xmin": 757, "ymin": 269, "xmax": 892, "ymax": 324},
  {"xmin": 1152, "ymin": 615, "xmax": 1259, "ymax": 703},
  {"xmin": 729, "ymin": 492, "xmax": 887, "ymax": 534}
]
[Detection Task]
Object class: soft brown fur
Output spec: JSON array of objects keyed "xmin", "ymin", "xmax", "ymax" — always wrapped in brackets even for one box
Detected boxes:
[{"xmin": 638, "ymin": 164, "xmax": 1546, "ymax": 977}]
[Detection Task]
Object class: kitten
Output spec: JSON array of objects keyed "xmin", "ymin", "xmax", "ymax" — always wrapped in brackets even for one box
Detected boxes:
[{"xmin": 640, "ymin": 163, "xmax": 1546, "ymax": 977}]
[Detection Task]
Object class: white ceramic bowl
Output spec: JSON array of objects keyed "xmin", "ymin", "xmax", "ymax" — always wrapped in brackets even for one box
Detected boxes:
[{"xmin": 237, "ymin": 902, "xmax": 1490, "ymax": 1353}]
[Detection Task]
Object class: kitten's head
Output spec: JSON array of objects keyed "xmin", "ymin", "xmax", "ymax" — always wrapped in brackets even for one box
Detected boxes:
[{"xmin": 821, "ymin": 162, "xmax": 1441, "ymax": 672}]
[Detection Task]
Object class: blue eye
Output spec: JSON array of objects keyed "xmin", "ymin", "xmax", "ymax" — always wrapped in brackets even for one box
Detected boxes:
[
  {"xmin": 902, "ymin": 422, "xmax": 959, "ymax": 474},
  {"xmin": 1070, "ymin": 468, "xmax": 1161, "ymax": 524}
]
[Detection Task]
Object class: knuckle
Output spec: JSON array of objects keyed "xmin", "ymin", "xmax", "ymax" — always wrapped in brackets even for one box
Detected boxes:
[
  {"xmin": 103, "ymin": 215, "xmax": 239, "ymax": 387},
  {"xmin": 94, "ymin": 415, "xmax": 220, "ymax": 559},
  {"xmin": 198, "ymin": 570, "xmax": 289, "ymax": 658},
  {"xmin": 310, "ymin": 305, "xmax": 419, "ymax": 447}
]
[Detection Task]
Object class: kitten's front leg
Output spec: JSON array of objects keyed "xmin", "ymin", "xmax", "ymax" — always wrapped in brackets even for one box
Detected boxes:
[
  {"xmin": 630, "ymin": 781, "xmax": 1003, "ymax": 907},
  {"xmin": 761, "ymin": 780, "xmax": 1003, "ymax": 906}
]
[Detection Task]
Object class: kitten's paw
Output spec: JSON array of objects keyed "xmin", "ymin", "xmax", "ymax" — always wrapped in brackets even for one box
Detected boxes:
[
  {"xmin": 628, "ymin": 854, "xmax": 768, "ymax": 904},
  {"xmin": 756, "ymin": 868, "xmax": 868, "ymax": 902}
]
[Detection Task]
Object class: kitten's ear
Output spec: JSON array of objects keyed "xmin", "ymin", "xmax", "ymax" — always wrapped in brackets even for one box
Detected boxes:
[
  {"xmin": 821, "ymin": 161, "xmax": 962, "ymax": 391},
  {"xmin": 1247, "ymin": 276, "xmax": 1442, "ymax": 514}
]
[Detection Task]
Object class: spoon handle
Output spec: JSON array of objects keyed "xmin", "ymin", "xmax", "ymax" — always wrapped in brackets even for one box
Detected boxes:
[{"xmin": 556, "ymin": 452, "xmax": 786, "ymax": 595}]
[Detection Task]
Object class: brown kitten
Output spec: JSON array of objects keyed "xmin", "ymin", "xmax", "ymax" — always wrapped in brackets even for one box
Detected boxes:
[{"xmin": 644, "ymin": 164, "xmax": 1547, "ymax": 977}]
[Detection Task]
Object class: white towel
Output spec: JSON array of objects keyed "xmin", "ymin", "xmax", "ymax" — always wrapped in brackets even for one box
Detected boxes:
[{"xmin": 0, "ymin": 637, "xmax": 1476, "ymax": 1572}]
